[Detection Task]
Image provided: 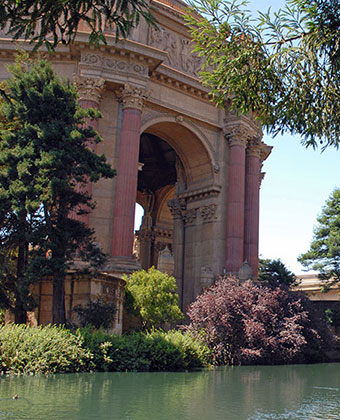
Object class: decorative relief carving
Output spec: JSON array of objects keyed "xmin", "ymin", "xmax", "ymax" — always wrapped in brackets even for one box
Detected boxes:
[
  {"xmin": 81, "ymin": 54, "xmax": 147, "ymax": 76},
  {"xmin": 200, "ymin": 204, "xmax": 217, "ymax": 222},
  {"xmin": 224, "ymin": 115, "xmax": 262, "ymax": 148},
  {"xmin": 225, "ymin": 126, "xmax": 252, "ymax": 148},
  {"xmin": 135, "ymin": 229, "xmax": 155, "ymax": 242},
  {"xmin": 73, "ymin": 75, "xmax": 105, "ymax": 104},
  {"xmin": 168, "ymin": 198, "xmax": 186, "ymax": 219},
  {"xmin": 149, "ymin": 27, "xmax": 203, "ymax": 77},
  {"xmin": 213, "ymin": 164, "xmax": 220, "ymax": 173},
  {"xmin": 183, "ymin": 208, "xmax": 197, "ymax": 225},
  {"xmin": 116, "ymin": 83, "xmax": 149, "ymax": 111}
]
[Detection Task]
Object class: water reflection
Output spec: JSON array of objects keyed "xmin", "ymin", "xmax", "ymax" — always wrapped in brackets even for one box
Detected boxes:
[{"xmin": 1, "ymin": 364, "xmax": 340, "ymax": 420}]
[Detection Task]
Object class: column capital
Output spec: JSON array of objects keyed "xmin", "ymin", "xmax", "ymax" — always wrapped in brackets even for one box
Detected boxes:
[
  {"xmin": 73, "ymin": 75, "xmax": 105, "ymax": 105},
  {"xmin": 168, "ymin": 198, "xmax": 186, "ymax": 220},
  {"xmin": 116, "ymin": 83, "xmax": 149, "ymax": 111},
  {"xmin": 247, "ymin": 138, "xmax": 263, "ymax": 158},
  {"xmin": 224, "ymin": 115, "xmax": 262, "ymax": 148}
]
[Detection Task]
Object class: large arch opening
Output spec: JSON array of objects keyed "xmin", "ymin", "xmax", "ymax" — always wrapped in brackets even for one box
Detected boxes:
[
  {"xmin": 134, "ymin": 120, "xmax": 215, "ymax": 309},
  {"xmin": 135, "ymin": 133, "xmax": 180, "ymax": 272}
]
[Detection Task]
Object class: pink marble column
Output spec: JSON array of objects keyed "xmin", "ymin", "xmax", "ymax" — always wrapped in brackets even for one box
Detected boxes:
[
  {"xmin": 244, "ymin": 141, "xmax": 262, "ymax": 278},
  {"xmin": 111, "ymin": 84, "xmax": 147, "ymax": 257},
  {"xmin": 225, "ymin": 135, "xmax": 248, "ymax": 274},
  {"xmin": 73, "ymin": 76, "xmax": 105, "ymax": 226}
]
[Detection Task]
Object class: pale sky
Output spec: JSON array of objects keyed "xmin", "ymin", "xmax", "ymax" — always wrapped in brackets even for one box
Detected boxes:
[{"xmin": 135, "ymin": 0, "xmax": 340, "ymax": 275}]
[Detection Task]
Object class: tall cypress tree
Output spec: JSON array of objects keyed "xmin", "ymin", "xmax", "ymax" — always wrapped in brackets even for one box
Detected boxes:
[{"xmin": 0, "ymin": 54, "xmax": 115, "ymax": 324}]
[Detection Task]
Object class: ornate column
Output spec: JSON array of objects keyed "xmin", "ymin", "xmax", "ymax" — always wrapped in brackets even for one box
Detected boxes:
[
  {"xmin": 73, "ymin": 75, "xmax": 105, "ymax": 226},
  {"xmin": 224, "ymin": 125, "xmax": 248, "ymax": 274},
  {"xmin": 111, "ymin": 84, "xmax": 148, "ymax": 258},
  {"xmin": 168, "ymin": 197, "xmax": 186, "ymax": 311},
  {"xmin": 244, "ymin": 138, "xmax": 262, "ymax": 278}
]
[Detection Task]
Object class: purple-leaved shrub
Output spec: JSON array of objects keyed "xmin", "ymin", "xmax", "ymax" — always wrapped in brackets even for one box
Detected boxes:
[{"xmin": 187, "ymin": 277, "xmax": 332, "ymax": 365}]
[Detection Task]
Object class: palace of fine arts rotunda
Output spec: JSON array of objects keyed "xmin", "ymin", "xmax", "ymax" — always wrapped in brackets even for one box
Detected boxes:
[{"xmin": 0, "ymin": 0, "xmax": 271, "ymax": 330}]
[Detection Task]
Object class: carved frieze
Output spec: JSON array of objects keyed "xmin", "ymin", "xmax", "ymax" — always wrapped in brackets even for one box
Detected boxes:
[
  {"xmin": 200, "ymin": 204, "xmax": 217, "ymax": 222},
  {"xmin": 73, "ymin": 75, "xmax": 105, "ymax": 104},
  {"xmin": 149, "ymin": 26, "xmax": 203, "ymax": 77},
  {"xmin": 81, "ymin": 54, "xmax": 147, "ymax": 77}
]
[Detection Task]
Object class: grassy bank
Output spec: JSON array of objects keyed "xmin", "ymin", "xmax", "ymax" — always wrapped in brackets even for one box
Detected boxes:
[{"xmin": 0, "ymin": 324, "xmax": 210, "ymax": 375}]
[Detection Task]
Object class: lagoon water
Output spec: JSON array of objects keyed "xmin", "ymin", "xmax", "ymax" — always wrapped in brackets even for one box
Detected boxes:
[{"xmin": 1, "ymin": 364, "xmax": 340, "ymax": 420}]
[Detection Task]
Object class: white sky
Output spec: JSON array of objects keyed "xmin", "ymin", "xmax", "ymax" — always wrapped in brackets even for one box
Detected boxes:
[{"xmin": 135, "ymin": 0, "xmax": 340, "ymax": 275}]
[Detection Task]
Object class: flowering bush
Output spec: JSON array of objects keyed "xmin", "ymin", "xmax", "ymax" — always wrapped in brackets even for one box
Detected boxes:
[{"xmin": 187, "ymin": 277, "xmax": 332, "ymax": 365}]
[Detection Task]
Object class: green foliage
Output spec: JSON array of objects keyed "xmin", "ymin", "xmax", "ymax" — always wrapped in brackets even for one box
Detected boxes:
[
  {"xmin": 325, "ymin": 305, "xmax": 340, "ymax": 327},
  {"xmin": 258, "ymin": 258, "xmax": 297, "ymax": 288},
  {"xmin": 298, "ymin": 188, "xmax": 340, "ymax": 284},
  {"xmin": 73, "ymin": 297, "xmax": 116, "ymax": 330},
  {"xmin": 124, "ymin": 267, "xmax": 184, "ymax": 328},
  {"xmin": 0, "ymin": 0, "xmax": 156, "ymax": 51},
  {"xmin": 0, "ymin": 308, "xmax": 5, "ymax": 324},
  {"xmin": 0, "ymin": 324, "xmax": 91, "ymax": 375},
  {"xmin": 78, "ymin": 327, "xmax": 210, "ymax": 371},
  {"xmin": 186, "ymin": 0, "xmax": 340, "ymax": 148},
  {"xmin": 0, "ymin": 53, "xmax": 115, "ymax": 324}
]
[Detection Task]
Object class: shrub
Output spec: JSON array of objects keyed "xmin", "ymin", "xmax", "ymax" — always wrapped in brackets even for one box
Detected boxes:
[
  {"xmin": 0, "ymin": 324, "xmax": 91, "ymax": 375},
  {"xmin": 78, "ymin": 327, "xmax": 210, "ymax": 371},
  {"xmin": 73, "ymin": 297, "xmax": 116, "ymax": 329},
  {"xmin": 124, "ymin": 267, "xmax": 184, "ymax": 329},
  {"xmin": 187, "ymin": 277, "xmax": 332, "ymax": 365}
]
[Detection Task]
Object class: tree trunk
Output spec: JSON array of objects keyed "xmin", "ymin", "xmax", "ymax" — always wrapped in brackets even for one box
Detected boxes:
[
  {"xmin": 52, "ymin": 273, "xmax": 66, "ymax": 325},
  {"xmin": 14, "ymin": 238, "xmax": 27, "ymax": 324}
]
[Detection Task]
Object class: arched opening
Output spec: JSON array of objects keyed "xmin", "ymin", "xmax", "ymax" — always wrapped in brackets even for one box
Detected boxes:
[
  {"xmin": 135, "ymin": 133, "xmax": 181, "ymax": 272},
  {"xmin": 134, "ymin": 120, "xmax": 215, "ymax": 310},
  {"xmin": 134, "ymin": 203, "xmax": 144, "ymax": 232}
]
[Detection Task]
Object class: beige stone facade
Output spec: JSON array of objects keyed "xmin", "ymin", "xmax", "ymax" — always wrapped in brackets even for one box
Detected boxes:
[
  {"xmin": 0, "ymin": 0, "xmax": 271, "ymax": 318},
  {"xmin": 295, "ymin": 274, "xmax": 340, "ymax": 301}
]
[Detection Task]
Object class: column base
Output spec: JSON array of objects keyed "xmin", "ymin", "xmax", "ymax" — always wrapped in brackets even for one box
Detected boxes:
[{"xmin": 102, "ymin": 256, "xmax": 141, "ymax": 278}]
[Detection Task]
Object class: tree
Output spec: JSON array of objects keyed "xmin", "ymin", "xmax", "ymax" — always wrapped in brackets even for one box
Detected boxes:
[
  {"xmin": 0, "ymin": 54, "xmax": 115, "ymax": 324},
  {"xmin": 0, "ymin": 0, "xmax": 156, "ymax": 51},
  {"xmin": 258, "ymin": 258, "xmax": 297, "ymax": 288},
  {"xmin": 124, "ymin": 267, "xmax": 184, "ymax": 329},
  {"xmin": 187, "ymin": 277, "xmax": 331, "ymax": 365},
  {"xmin": 298, "ymin": 188, "xmax": 340, "ymax": 284},
  {"xmin": 186, "ymin": 0, "xmax": 340, "ymax": 148}
]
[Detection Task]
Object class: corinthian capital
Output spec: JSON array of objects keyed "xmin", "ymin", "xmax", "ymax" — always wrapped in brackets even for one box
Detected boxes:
[
  {"xmin": 168, "ymin": 198, "xmax": 186, "ymax": 220},
  {"xmin": 247, "ymin": 137, "xmax": 263, "ymax": 158},
  {"xmin": 224, "ymin": 115, "xmax": 262, "ymax": 148},
  {"xmin": 116, "ymin": 83, "xmax": 149, "ymax": 111},
  {"xmin": 73, "ymin": 75, "xmax": 105, "ymax": 105}
]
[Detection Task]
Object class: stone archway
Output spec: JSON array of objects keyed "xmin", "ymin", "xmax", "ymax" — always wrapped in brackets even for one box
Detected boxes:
[{"xmin": 135, "ymin": 120, "xmax": 215, "ymax": 310}]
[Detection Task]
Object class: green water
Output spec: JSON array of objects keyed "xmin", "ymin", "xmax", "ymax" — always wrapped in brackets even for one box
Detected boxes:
[{"xmin": 1, "ymin": 364, "xmax": 340, "ymax": 420}]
